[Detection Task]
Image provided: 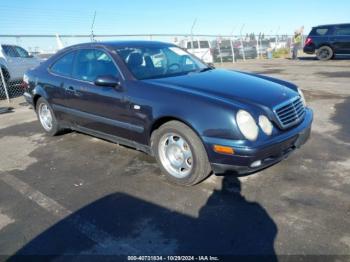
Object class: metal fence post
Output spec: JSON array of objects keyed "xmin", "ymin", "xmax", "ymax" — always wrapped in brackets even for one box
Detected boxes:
[
  {"xmin": 240, "ymin": 36, "xmax": 246, "ymax": 61},
  {"xmin": 230, "ymin": 38, "xmax": 235, "ymax": 64},
  {"xmin": 216, "ymin": 38, "xmax": 223, "ymax": 64},
  {"xmin": 0, "ymin": 67, "xmax": 10, "ymax": 104},
  {"xmin": 239, "ymin": 24, "xmax": 246, "ymax": 61}
]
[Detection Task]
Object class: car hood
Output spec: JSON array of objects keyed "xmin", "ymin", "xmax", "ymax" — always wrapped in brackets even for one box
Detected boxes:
[{"xmin": 145, "ymin": 69, "xmax": 298, "ymax": 109}]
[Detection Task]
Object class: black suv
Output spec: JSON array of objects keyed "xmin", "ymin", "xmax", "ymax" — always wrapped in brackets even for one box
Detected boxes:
[{"xmin": 304, "ymin": 23, "xmax": 350, "ymax": 60}]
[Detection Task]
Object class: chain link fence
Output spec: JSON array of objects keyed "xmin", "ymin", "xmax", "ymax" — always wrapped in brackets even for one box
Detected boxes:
[
  {"xmin": 1, "ymin": 33, "xmax": 299, "ymax": 60},
  {"xmin": 0, "ymin": 66, "xmax": 26, "ymax": 102}
]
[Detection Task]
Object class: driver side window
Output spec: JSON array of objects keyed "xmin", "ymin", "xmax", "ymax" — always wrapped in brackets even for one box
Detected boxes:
[{"xmin": 73, "ymin": 49, "xmax": 118, "ymax": 82}]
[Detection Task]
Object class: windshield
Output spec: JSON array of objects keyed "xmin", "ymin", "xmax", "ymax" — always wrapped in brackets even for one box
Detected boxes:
[{"xmin": 113, "ymin": 46, "xmax": 209, "ymax": 80}]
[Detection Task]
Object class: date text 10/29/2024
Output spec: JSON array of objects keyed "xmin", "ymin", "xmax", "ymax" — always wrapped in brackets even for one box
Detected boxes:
[{"xmin": 127, "ymin": 256, "xmax": 220, "ymax": 261}]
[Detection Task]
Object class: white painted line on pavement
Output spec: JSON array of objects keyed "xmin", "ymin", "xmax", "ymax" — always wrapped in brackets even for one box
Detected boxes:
[
  {"xmin": 0, "ymin": 173, "xmax": 137, "ymax": 253},
  {"xmin": 0, "ymin": 211, "xmax": 15, "ymax": 231}
]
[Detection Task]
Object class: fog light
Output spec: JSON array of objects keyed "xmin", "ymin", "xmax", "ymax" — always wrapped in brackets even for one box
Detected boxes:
[
  {"xmin": 213, "ymin": 145, "xmax": 234, "ymax": 155},
  {"xmin": 250, "ymin": 160, "xmax": 262, "ymax": 168}
]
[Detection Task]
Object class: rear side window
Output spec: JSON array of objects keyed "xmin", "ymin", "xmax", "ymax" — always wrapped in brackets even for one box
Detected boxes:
[
  {"xmin": 72, "ymin": 49, "xmax": 118, "ymax": 82},
  {"xmin": 187, "ymin": 41, "xmax": 199, "ymax": 49},
  {"xmin": 51, "ymin": 51, "xmax": 76, "ymax": 77},
  {"xmin": 335, "ymin": 26, "xmax": 350, "ymax": 36},
  {"xmin": 14, "ymin": 46, "xmax": 30, "ymax": 58},
  {"xmin": 199, "ymin": 41, "xmax": 210, "ymax": 48},
  {"xmin": 310, "ymin": 27, "xmax": 330, "ymax": 36}
]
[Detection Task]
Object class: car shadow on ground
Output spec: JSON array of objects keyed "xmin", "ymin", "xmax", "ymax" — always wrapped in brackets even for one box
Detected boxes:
[
  {"xmin": 296, "ymin": 56, "xmax": 350, "ymax": 61},
  {"xmin": 331, "ymin": 97, "xmax": 350, "ymax": 144},
  {"xmin": 10, "ymin": 176, "xmax": 277, "ymax": 260}
]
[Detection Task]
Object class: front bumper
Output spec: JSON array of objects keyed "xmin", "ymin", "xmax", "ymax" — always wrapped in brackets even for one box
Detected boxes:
[
  {"xmin": 23, "ymin": 91, "xmax": 34, "ymax": 106},
  {"xmin": 204, "ymin": 108, "xmax": 313, "ymax": 175}
]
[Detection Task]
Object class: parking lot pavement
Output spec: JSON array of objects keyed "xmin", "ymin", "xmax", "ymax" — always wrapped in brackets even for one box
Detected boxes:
[{"xmin": 0, "ymin": 58, "xmax": 350, "ymax": 258}]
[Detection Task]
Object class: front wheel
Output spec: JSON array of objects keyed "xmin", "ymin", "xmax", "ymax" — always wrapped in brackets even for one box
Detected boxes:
[
  {"xmin": 316, "ymin": 46, "xmax": 333, "ymax": 61},
  {"xmin": 151, "ymin": 121, "xmax": 212, "ymax": 186}
]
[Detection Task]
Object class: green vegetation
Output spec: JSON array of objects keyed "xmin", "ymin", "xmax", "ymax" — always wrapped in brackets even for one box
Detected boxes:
[{"xmin": 272, "ymin": 48, "xmax": 290, "ymax": 58}]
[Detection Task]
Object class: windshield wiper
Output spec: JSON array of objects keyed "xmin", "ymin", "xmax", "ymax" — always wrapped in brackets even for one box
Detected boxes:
[{"xmin": 198, "ymin": 67, "xmax": 213, "ymax": 73}]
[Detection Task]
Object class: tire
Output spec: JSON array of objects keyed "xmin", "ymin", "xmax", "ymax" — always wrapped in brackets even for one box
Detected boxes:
[
  {"xmin": 35, "ymin": 97, "xmax": 62, "ymax": 136},
  {"xmin": 0, "ymin": 68, "xmax": 10, "ymax": 99},
  {"xmin": 316, "ymin": 46, "xmax": 333, "ymax": 61},
  {"xmin": 151, "ymin": 120, "xmax": 212, "ymax": 186}
]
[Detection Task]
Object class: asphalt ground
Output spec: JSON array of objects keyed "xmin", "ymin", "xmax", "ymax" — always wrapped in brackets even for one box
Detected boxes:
[{"xmin": 0, "ymin": 57, "xmax": 349, "ymax": 261}]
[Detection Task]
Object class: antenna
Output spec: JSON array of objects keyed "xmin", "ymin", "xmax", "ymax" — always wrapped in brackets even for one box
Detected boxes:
[
  {"xmin": 190, "ymin": 18, "xmax": 197, "ymax": 35},
  {"xmin": 90, "ymin": 11, "xmax": 97, "ymax": 42}
]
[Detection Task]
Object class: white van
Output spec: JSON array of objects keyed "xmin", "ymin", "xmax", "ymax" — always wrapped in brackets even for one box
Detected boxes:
[{"xmin": 182, "ymin": 39, "xmax": 213, "ymax": 64}]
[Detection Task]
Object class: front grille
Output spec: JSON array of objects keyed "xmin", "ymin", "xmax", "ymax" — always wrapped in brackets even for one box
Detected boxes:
[{"xmin": 274, "ymin": 96, "xmax": 305, "ymax": 129}]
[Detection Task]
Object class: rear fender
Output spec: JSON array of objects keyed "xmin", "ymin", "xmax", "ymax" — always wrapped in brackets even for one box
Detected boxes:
[{"xmin": 32, "ymin": 85, "xmax": 49, "ymax": 108}]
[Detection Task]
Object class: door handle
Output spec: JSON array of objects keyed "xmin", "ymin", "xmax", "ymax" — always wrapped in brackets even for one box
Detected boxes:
[
  {"xmin": 66, "ymin": 86, "xmax": 75, "ymax": 92},
  {"xmin": 66, "ymin": 86, "xmax": 82, "ymax": 96}
]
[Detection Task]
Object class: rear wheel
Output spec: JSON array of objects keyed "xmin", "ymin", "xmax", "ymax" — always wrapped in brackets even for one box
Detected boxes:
[
  {"xmin": 36, "ymin": 97, "xmax": 62, "ymax": 136},
  {"xmin": 151, "ymin": 121, "xmax": 212, "ymax": 186},
  {"xmin": 316, "ymin": 46, "xmax": 333, "ymax": 61}
]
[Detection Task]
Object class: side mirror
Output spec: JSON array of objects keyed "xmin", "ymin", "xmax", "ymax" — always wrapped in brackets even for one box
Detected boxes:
[
  {"xmin": 94, "ymin": 75, "xmax": 121, "ymax": 88},
  {"xmin": 207, "ymin": 63, "xmax": 215, "ymax": 69}
]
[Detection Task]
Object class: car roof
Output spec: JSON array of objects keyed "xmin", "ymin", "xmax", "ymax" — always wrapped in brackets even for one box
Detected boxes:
[
  {"xmin": 314, "ymin": 23, "xmax": 350, "ymax": 28},
  {"xmin": 65, "ymin": 40, "xmax": 176, "ymax": 50}
]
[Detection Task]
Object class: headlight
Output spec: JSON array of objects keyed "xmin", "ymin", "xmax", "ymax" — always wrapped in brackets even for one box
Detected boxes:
[
  {"xmin": 298, "ymin": 88, "xmax": 306, "ymax": 106},
  {"xmin": 259, "ymin": 115, "xmax": 273, "ymax": 136},
  {"xmin": 236, "ymin": 110, "xmax": 259, "ymax": 141}
]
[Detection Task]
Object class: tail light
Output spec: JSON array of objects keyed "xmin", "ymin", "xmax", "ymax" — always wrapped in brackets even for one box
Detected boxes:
[
  {"xmin": 304, "ymin": 37, "xmax": 313, "ymax": 46},
  {"xmin": 22, "ymin": 74, "xmax": 29, "ymax": 89}
]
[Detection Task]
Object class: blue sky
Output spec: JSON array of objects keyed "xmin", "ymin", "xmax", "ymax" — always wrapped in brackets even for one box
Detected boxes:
[{"xmin": 1, "ymin": 0, "xmax": 349, "ymax": 35}]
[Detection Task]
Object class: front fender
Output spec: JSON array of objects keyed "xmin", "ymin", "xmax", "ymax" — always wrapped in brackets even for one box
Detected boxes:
[{"xmin": 150, "ymin": 91, "xmax": 242, "ymax": 141}]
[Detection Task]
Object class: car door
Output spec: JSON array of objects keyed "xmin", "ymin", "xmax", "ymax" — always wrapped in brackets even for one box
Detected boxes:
[
  {"xmin": 333, "ymin": 25, "xmax": 350, "ymax": 54},
  {"xmin": 186, "ymin": 40, "xmax": 200, "ymax": 59},
  {"xmin": 47, "ymin": 50, "xmax": 77, "ymax": 123},
  {"xmin": 65, "ymin": 48, "xmax": 138, "ymax": 140}
]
